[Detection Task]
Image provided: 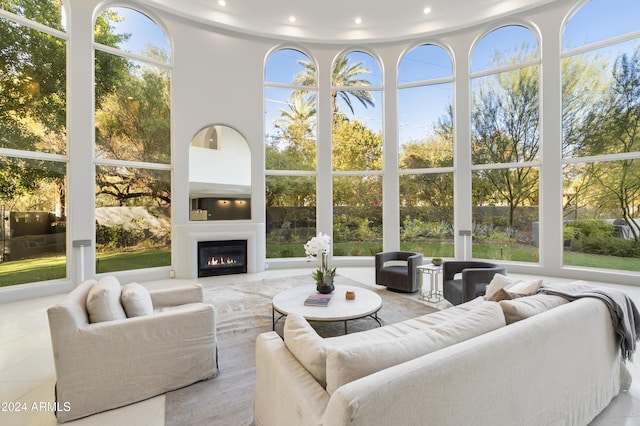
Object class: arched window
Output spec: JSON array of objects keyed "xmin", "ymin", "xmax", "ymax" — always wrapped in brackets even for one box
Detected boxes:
[
  {"xmin": 0, "ymin": 0, "xmax": 68, "ymax": 285},
  {"xmin": 470, "ymin": 25, "xmax": 540, "ymax": 263},
  {"xmin": 397, "ymin": 44, "xmax": 454, "ymax": 254},
  {"xmin": 332, "ymin": 50, "xmax": 383, "ymax": 256},
  {"xmin": 94, "ymin": 7, "xmax": 171, "ymax": 273},
  {"xmin": 562, "ymin": 0, "xmax": 640, "ymax": 271},
  {"xmin": 264, "ymin": 48, "xmax": 317, "ymax": 258}
]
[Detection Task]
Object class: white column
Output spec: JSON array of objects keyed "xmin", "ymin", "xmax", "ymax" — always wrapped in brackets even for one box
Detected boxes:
[
  {"xmin": 66, "ymin": 0, "xmax": 101, "ymax": 284},
  {"xmin": 450, "ymin": 33, "xmax": 476, "ymax": 260},
  {"xmin": 380, "ymin": 46, "xmax": 402, "ymax": 252}
]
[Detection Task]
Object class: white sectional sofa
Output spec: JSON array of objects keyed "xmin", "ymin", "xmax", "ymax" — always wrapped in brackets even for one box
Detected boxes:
[{"xmin": 254, "ymin": 293, "xmax": 631, "ymax": 426}]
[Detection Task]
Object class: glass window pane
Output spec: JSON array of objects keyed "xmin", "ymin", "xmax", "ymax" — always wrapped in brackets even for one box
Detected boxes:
[
  {"xmin": 333, "ymin": 175, "xmax": 382, "ymax": 256},
  {"xmin": 265, "ymin": 49, "xmax": 314, "ymax": 85},
  {"xmin": 332, "ymin": 109, "xmax": 383, "ymax": 171},
  {"xmin": 471, "ymin": 167, "xmax": 539, "ymax": 263},
  {"xmin": 399, "ymin": 172, "xmax": 454, "ymax": 256},
  {"xmin": 563, "ymin": 0, "xmax": 640, "ymax": 51},
  {"xmin": 332, "ymin": 52, "xmax": 383, "ymax": 172},
  {"xmin": 471, "ymin": 66, "xmax": 540, "ymax": 165},
  {"xmin": 336, "ymin": 51, "xmax": 382, "ymax": 87},
  {"xmin": 95, "ymin": 7, "xmax": 170, "ymax": 63},
  {"xmin": 0, "ymin": 157, "xmax": 66, "ymax": 285},
  {"xmin": 95, "ymin": 52, "xmax": 170, "ymax": 163},
  {"xmin": 472, "ymin": 25, "xmax": 539, "ymax": 73},
  {"xmin": 1, "ymin": 0, "xmax": 65, "ymax": 31},
  {"xmin": 95, "ymin": 166, "xmax": 171, "ymax": 273},
  {"xmin": 398, "ymin": 44, "xmax": 452, "ymax": 84},
  {"xmin": 563, "ymin": 161, "xmax": 640, "ymax": 272},
  {"xmin": 562, "ymin": 40, "xmax": 640, "ymax": 158},
  {"xmin": 265, "ymin": 86, "xmax": 317, "ymax": 171},
  {"xmin": 398, "ymin": 84, "xmax": 453, "ymax": 168},
  {"xmin": 265, "ymin": 176, "xmax": 316, "ymax": 258},
  {"xmin": 0, "ymin": 17, "xmax": 66, "ymax": 154}
]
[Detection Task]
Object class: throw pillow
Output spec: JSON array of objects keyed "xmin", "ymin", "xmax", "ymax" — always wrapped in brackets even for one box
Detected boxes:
[
  {"xmin": 486, "ymin": 288, "xmax": 513, "ymax": 302},
  {"xmin": 485, "ymin": 274, "xmax": 519, "ymax": 299},
  {"xmin": 507, "ymin": 279, "xmax": 543, "ymax": 296},
  {"xmin": 499, "ymin": 294, "xmax": 569, "ymax": 324},
  {"xmin": 85, "ymin": 276, "xmax": 127, "ymax": 323},
  {"xmin": 284, "ymin": 313, "xmax": 329, "ymax": 387},
  {"xmin": 121, "ymin": 282, "xmax": 154, "ymax": 317},
  {"xmin": 324, "ymin": 301, "xmax": 506, "ymax": 395}
]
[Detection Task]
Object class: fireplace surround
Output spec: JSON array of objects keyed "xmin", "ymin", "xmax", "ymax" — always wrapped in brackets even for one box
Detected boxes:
[
  {"xmin": 173, "ymin": 223, "xmax": 265, "ymax": 279},
  {"xmin": 198, "ymin": 240, "xmax": 247, "ymax": 277}
]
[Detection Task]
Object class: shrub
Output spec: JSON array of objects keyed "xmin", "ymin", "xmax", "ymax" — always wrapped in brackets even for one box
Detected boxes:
[
  {"xmin": 400, "ymin": 217, "xmax": 426, "ymax": 241},
  {"xmin": 573, "ymin": 235, "xmax": 640, "ymax": 257},
  {"xmin": 571, "ymin": 219, "xmax": 614, "ymax": 238}
]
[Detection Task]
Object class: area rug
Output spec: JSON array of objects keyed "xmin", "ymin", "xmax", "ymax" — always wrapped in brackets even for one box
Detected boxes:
[{"xmin": 165, "ymin": 275, "xmax": 438, "ymax": 426}]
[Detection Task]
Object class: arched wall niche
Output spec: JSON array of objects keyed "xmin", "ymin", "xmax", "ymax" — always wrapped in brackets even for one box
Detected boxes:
[{"xmin": 189, "ymin": 124, "xmax": 252, "ymax": 221}]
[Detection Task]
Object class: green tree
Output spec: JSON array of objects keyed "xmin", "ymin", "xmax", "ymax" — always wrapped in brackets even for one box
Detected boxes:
[
  {"xmin": 266, "ymin": 91, "xmax": 316, "ymax": 170},
  {"xmin": 471, "ymin": 47, "xmax": 540, "ymax": 227},
  {"xmin": 0, "ymin": 2, "xmax": 131, "ymax": 216},
  {"xmin": 399, "ymin": 138, "xmax": 454, "ymax": 210},
  {"xmin": 580, "ymin": 47, "xmax": 640, "ymax": 240},
  {"xmin": 332, "ymin": 119, "xmax": 382, "ymax": 171},
  {"xmin": 95, "ymin": 53, "xmax": 171, "ymax": 206},
  {"xmin": 294, "ymin": 53, "xmax": 374, "ymax": 115}
]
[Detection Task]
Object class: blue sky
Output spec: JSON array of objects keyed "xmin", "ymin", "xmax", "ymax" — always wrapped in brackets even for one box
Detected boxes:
[
  {"xmin": 110, "ymin": 0, "xmax": 640, "ymax": 148},
  {"xmin": 107, "ymin": 7, "xmax": 170, "ymax": 59}
]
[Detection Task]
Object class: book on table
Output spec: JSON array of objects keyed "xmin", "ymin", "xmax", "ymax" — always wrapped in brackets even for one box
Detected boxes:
[{"xmin": 304, "ymin": 293, "xmax": 333, "ymax": 307}]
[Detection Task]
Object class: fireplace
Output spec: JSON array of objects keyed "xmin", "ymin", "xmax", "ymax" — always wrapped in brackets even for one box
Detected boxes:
[{"xmin": 197, "ymin": 240, "xmax": 248, "ymax": 277}]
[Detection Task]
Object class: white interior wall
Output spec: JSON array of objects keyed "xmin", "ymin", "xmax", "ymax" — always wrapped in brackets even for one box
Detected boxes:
[{"xmin": 5, "ymin": 0, "xmax": 638, "ymax": 303}]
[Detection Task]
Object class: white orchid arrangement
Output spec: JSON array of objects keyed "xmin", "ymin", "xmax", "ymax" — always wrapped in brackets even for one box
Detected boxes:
[{"xmin": 304, "ymin": 232, "xmax": 336, "ymax": 286}]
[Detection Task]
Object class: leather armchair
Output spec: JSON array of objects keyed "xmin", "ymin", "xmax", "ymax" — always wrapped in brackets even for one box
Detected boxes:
[
  {"xmin": 47, "ymin": 279, "xmax": 218, "ymax": 423},
  {"xmin": 375, "ymin": 251, "xmax": 423, "ymax": 293},
  {"xmin": 442, "ymin": 261, "xmax": 506, "ymax": 305}
]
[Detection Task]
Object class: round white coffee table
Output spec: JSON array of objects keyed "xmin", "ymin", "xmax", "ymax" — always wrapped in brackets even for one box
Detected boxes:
[{"xmin": 272, "ymin": 284, "xmax": 383, "ymax": 334}]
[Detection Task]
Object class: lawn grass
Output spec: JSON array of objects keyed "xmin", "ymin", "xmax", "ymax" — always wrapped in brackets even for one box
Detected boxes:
[
  {"xmin": 95, "ymin": 249, "xmax": 171, "ymax": 273},
  {"xmin": 0, "ymin": 256, "xmax": 66, "ymax": 287},
  {"xmin": 2, "ymin": 244, "xmax": 640, "ymax": 288},
  {"xmin": 0, "ymin": 249, "xmax": 171, "ymax": 287}
]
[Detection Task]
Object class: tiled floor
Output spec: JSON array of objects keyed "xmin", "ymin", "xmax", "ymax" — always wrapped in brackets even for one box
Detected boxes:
[{"xmin": 1, "ymin": 267, "xmax": 639, "ymax": 425}]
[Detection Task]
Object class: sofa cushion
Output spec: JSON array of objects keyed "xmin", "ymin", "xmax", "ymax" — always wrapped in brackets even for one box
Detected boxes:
[
  {"xmin": 121, "ymin": 283, "xmax": 154, "ymax": 318},
  {"xmin": 324, "ymin": 301, "xmax": 506, "ymax": 395},
  {"xmin": 284, "ymin": 313, "xmax": 328, "ymax": 387},
  {"xmin": 499, "ymin": 293, "xmax": 569, "ymax": 324},
  {"xmin": 86, "ymin": 276, "xmax": 127, "ymax": 323},
  {"xmin": 485, "ymin": 274, "xmax": 518, "ymax": 298}
]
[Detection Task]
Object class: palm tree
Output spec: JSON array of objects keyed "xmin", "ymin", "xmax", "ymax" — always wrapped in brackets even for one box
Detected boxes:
[
  {"xmin": 274, "ymin": 91, "xmax": 316, "ymax": 134},
  {"xmin": 293, "ymin": 53, "xmax": 375, "ymax": 115}
]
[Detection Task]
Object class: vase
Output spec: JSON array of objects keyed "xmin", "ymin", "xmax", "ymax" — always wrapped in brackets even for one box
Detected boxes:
[{"xmin": 317, "ymin": 283, "xmax": 335, "ymax": 294}]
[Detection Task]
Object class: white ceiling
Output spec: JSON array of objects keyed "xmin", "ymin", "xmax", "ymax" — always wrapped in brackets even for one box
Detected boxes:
[{"xmin": 139, "ymin": 0, "xmax": 557, "ymax": 44}]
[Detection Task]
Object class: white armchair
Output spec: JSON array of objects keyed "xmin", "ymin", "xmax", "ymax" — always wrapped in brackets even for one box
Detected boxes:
[{"xmin": 47, "ymin": 278, "xmax": 218, "ymax": 423}]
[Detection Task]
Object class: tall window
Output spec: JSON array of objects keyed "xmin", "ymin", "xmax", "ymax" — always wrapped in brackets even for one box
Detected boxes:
[
  {"xmin": 264, "ymin": 48, "xmax": 317, "ymax": 258},
  {"xmin": 0, "ymin": 1, "xmax": 67, "ymax": 286},
  {"xmin": 470, "ymin": 25, "xmax": 540, "ymax": 263},
  {"xmin": 562, "ymin": 0, "xmax": 640, "ymax": 272},
  {"xmin": 94, "ymin": 7, "xmax": 171, "ymax": 273},
  {"xmin": 397, "ymin": 44, "xmax": 454, "ymax": 257},
  {"xmin": 331, "ymin": 51, "xmax": 383, "ymax": 256}
]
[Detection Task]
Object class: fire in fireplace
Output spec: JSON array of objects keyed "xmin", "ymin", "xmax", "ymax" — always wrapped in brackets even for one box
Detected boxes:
[{"xmin": 198, "ymin": 240, "xmax": 247, "ymax": 277}]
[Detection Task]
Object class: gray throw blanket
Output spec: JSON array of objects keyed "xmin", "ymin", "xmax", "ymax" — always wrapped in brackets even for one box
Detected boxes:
[{"xmin": 538, "ymin": 282, "xmax": 640, "ymax": 362}]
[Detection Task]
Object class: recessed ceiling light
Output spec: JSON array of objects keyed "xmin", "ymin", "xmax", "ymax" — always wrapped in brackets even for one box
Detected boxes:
[
  {"xmin": 354, "ymin": 17, "xmax": 362, "ymax": 24},
  {"xmin": 218, "ymin": 0, "xmax": 226, "ymax": 6},
  {"xmin": 289, "ymin": 16, "xmax": 296, "ymax": 23},
  {"xmin": 423, "ymin": 6, "xmax": 432, "ymax": 14}
]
